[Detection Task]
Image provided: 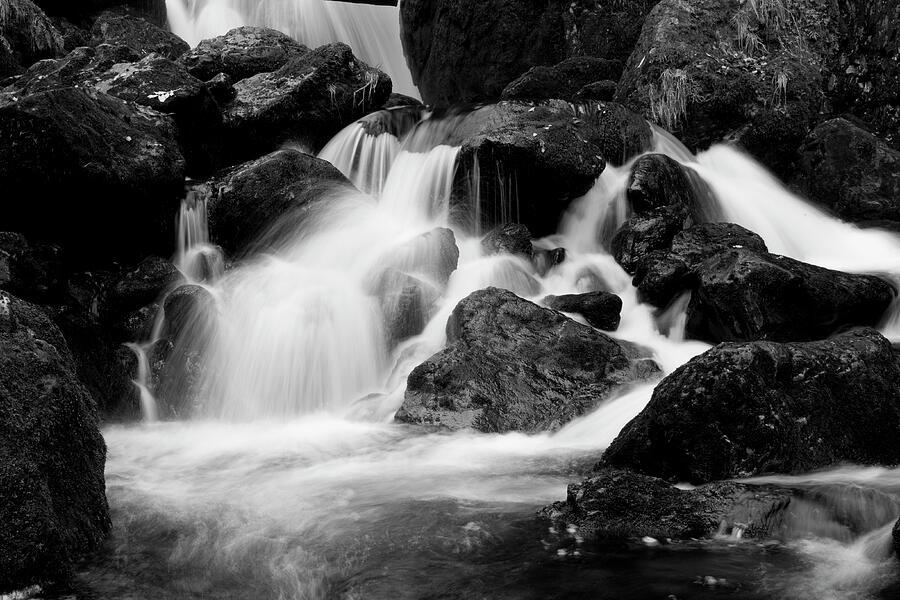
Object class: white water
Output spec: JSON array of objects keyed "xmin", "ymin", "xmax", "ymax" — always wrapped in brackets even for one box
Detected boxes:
[
  {"xmin": 104, "ymin": 104, "xmax": 900, "ymax": 598},
  {"xmin": 165, "ymin": 0, "xmax": 418, "ymax": 96}
]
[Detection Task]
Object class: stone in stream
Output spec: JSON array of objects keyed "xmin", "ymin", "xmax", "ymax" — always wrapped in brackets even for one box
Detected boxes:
[
  {"xmin": 543, "ymin": 291, "xmax": 622, "ymax": 331},
  {"xmin": 0, "ymin": 85, "xmax": 185, "ymax": 264},
  {"xmin": 0, "ymin": 291, "xmax": 110, "ymax": 592},
  {"xmin": 198, "ymin": 148, "xmax": 354, "ymax": 255},
  {"xmin": 396, "ymin": 287, "xmax": 660, "ymax": 433},
  {"xmin": 101, "ymin": 256, "xmax": 183, "ymax": 322},
  {"xmin": 90, "ymin": 11, "xmax": 188, "ymax": 60},
  {"xmin": 793, "ymin": 118, "xmax": 900, "ymax": 226},
  {"xmin": 178, "ymin": 26, "xmax": 310, "ymax": 83},
  {"xmin": 500, "ymin": 56, "xmax": 623, "ymax": 103},
  {"xmin": 373, "ymin": 268, "xmax": 440, "ymax": 344},
  {"xmin": 222, "ymin": 42, "xmax": 392, "ymax": 160},
  {"xmin": 481, "ymin": 223, "xmax": 534, "ymax": 259},
  {"xmin": 375, "ymin": 227, "xmax": 460, "ymax": 289},
  {"xmin": 602, "ymin": 328, "xmax": 900, "ymax": 484},
  {"xmin": 453, "ymin": 100, "xmax": 652, "ymax": 237}
]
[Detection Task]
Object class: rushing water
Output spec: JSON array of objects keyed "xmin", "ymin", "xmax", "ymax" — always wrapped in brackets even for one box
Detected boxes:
[{"xmin": 165, "ymin": 0, "xmax": 418, "ymax": 96}]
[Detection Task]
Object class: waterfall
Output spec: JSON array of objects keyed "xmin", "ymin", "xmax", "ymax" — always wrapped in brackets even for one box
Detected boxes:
[{"xmin": 165, "ymin": 0, "xmax": 418, "ymax": 96}]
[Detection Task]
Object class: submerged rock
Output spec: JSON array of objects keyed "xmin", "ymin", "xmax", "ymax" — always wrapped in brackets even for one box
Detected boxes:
[
  {"xmin": 602, "ymin": 328, "xmax": 900, "ymax": 483},
  {"xmin": 179, "ymin": 26, "xmax": 309, "ymax": 83},
  {"xmin": 222, "ymin": 42, "xmax": 391, "ymax": 160},
  {"xmin": 686, "ymin": 249, "xmax": 894, "ymax": 343},
  {"xmin": 0, "ymin": 85, "xmax": 185, "ymax": 263},
  {"xmin": 396, "ymin": 287, "xmax": 660, "ymax": 433},
  {"xmin": 542, "ymin": 468, "xmax": 793, "ymax": 541},
  {"xmin": 0, "ymin": 291, "xmax": 110, "ymax": 592},
  {"xmin": 481, "ymin": 223, "xmax": 533, "ymax": 259},
  {"xmin": 199, "ymin": 148, "xmax": 353, "ymax": 255},
  {"xmin": 794, "ymin": 118, "xmax": 900, "ymax": 224},
  {"xmin": 90, "ymin": 11, "xmax": 188, "ymax": 60},
  {"xmin": 543, "ymin": 291, "xmax": 622, "ymax": 331},
  {"xmin": 455, "ymin": 100, "xmax": 651, "ymax": 236},
  {"xmin": 373, "ymin": 269, "xmax": 439, "ymax": 344}
]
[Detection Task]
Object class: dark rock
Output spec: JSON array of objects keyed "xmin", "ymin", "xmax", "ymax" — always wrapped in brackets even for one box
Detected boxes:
[
  {"xmin": 203, "ymin": 72, "xmax": 235, "ymax": 105},
  {"xmin": 632, "ymin": 251, "xmax": 691, "ymax": 308},
  {"xmin": 611, "ymin": 211, "xmax": 686, "ymax": 274},
  {"xmin": 0, "ymin": 86, "xmax": 186, "ymax": 264},
  {"xmin": 9, "ymin": 43, "xmax": 142, "ymax": 93},
  {"xmin": 0, "ymin": 232, "xmax": 65, "ymax": 303},
  {"xmin": 670, "ymin": 222, "xmax": 768, "ymax": 264},
  {"xmin": 627, "ymin": 153, "xmax": 704, "ymax": 217},
  {"xmin": 378, "ymin": 227, "xmax": 460, "ymax": 288},
  {"xmin": 534, "ymin": 247, "xmax": 566, "ymax": 275},
  {"xmin": 382, "ymin": 92, "xmax": 423, "ymax": 109},
  {"xmin": 34, "ymin": 0, "xmax": 167, "ymax": 28},
  {"xmin": 543, "ymin": 291, "xmax": 622, "ymax": 331},
  {"xmin": 616, "ymin": 0, "xmax": 837, "ymax": 172},
  {"xmin": 794, "ymin": 118, "xmax": 900, "ymax": 223},
  {"xmin": 573, "ymin": 80, "xmax": 617, "ymax": 102},
  {"xmin": 199, "ymin": 148, "xmax": 353, "ymax": 254},
  {"xmin": 178, "ymin": 26, "xmax": 309, "ymax": 83},
  {"xmin": 0, "ymin": 291, "xmax": 109, "ymax": 591},
  {"xmin": 400, "ymin": 0, "xmax": 658, "ymax": 106},
  {"xmin": 686, "ymin": 249, "xmax": 894, "ymax": 343},
  {"xmin": 222, "ymin": 42, "xmax": 391, "ymax": 160},
  {"xmin": 91, "ymin": 11, "xmax": 188, "ymax": 60},
  {"xmin": 455, "ymin": 100, "xmax": 651, "ymax": 236},
  {"xmin": 481, "ymin": 223, "xmax": 533, "ymax": 259},
  {"xmin": 103, "ymin": 256, "xmax": 182, "ymax": 320},
  {"xmin": 161, "ymin": 284, "xmax": 214, "ymax": 340},
  {"xmin": 0, "ymin": 0, "xmax": 64, "ymax": 77},
  {"xmin": 374, "ymin": 269, "xmax": 439, "ymax": 344},
  {"xmin": 501, "ymin": 56, "xmax": 622, "ymax": 102},
  {"xmin": 92, "ymin": 53, "xmax": 224, "ymax": 175},
  {"xmin": 396, "ymin": 287, "xmax": 660, "ymax": 433},
  {"xmin": 50, "ymin": 16, "xmax": 89, "ymax": 52},
  {"xmin": 542, "ymin": 468, "xmax": 793, "ymax": 541},
  {"xmin": 602, "ymin": 328, "xmax": 900, "ymax": 483}
]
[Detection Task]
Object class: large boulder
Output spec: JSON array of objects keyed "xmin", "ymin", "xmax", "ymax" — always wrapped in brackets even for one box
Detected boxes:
[
  {"xmin": 500, "ymin": 56, "xmax": 622, "ymax": 102},
  {"xmin": 101, "ymin": 256, "xmax": 182, "ymax": 321},
  {"xmin": 685, "ymin": 249, "xmax": 895, "ymax": 343},
  {"xmin": 454, "ymin": 100, "xmax": 652, "ymax": 236},
  {"xmin": 0, "ymin": 0, "xmax": 64, "ymax": 77},
  {"xmin": 197, "ymin": 148, "xmax": 354, "ymax": 255},
  {"xmin": 90, "ymin": 11, "xmax": 188, "ymax": 60},
  {"xmin": 542, "ymin": 468, "xmax": 793, "ymax": 541},
  {"xmin": 396, "ymin": 287, "xmax": 660, "ymax": 433},
  {"xmin": 0, "ymin": 291, "xmax": 109, "ymax": 591},
  {"xmin": 616, "ymin": 0, "xmax": 838, "ymax": 172},
  {"xmin": 602, "ymin": 328, "xmax": 900, "ymax": 483},
  {"xmin": 793, "ymin": 118, "xmax": 900, "ymax": 224},
  {"xmin": 222, "ymin": 42, "xmax": 391, "ymax": 160},
  {"xmin": 0, "ymin": 86, "xmax": 185, "ymax": 264},
  {"xmin": 178, "ymin": 26, "xmax": 309, "ymax": 83},
  {"xmin": 399, "ymin": 0, "xmax": 659, "ymax": 106}
]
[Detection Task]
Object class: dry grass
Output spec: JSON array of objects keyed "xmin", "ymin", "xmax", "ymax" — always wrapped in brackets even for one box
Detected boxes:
[{"xmin": 649, "ymin": 68, "xmax": 689, "ymax": 131}]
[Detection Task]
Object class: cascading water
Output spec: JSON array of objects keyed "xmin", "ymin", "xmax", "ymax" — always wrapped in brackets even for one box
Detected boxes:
[
  {"xmin": 165, "ymin": 0, "xmax": 418, "ymax": 96},
  {"xmin": 90, "ymin": 101, "xmax": 900, "ymax": 599}
]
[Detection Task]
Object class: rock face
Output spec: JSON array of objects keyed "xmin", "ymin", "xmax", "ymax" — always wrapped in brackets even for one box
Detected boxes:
[
  {"xmin": 0, "ymin": 86, "xmax": 185, "ymax": 263},
  {"xmin": 543, "ymin": 291, "xmax": 622, "ymax": 331},
  {"xmin": 90, "ymin": 12, "xmax": 188, "ymax": 60},
  {"xmin": 222, "ymin": 42, "xmax": 391, "ymax": 160},
  {"xmin": 501, "ymin": 56, "xmax": 622, "ymax": 102},
  {"xmin": 199, "ymin": 148, "xmax": 353, "ymax": 254},
  {"xmin": 0, "ymin": 0, "xmax": 64, "ymax": 77},
  {"xmin": 542, "ymin": 468, "xmax": 792, "ymax": 541},
  {"xmin": 396, "ymin": 287, "xmax": 660, "ymax": 433},
  {"xmin": 602, "ymin": 328, "xmax": 900, "ymax": 483},
  {"xmin": 0, "ymin": 291, "xmax": 110, "ymax": 591},
  {"xmin": 34, "ymin": 0, "xmax": 167, "ymax": 27},
  {"xmin": 455, "ymin": 100, "xmax": 651, "ymax": 236},
  {"xmin": 179, "ymin": 26, "xmax": 309, "ymax": 82},
  {"xmin": 685, "ymin": 249, "xmax": 895, "ymax": 343},
  {"xmin": 616, "ymin": 0, "xmax": 836, "ymax": 172},
  {"xmin": 794, "ymin": 118, "xmax": 900, "ymax": 224},
  {"xmin": 400, "ymin": 0, "xmax": 659, "ymax": 106}
]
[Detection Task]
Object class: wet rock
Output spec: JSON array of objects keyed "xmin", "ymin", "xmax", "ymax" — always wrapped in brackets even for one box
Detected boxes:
[
  {"xmin": 400, "ymin": 0, "xmax": 658, "ymax": 106},
  {"xmin": 602, "ymin": 328, "xmax": 900, "ymax": 483},
  {"xmin": 0, "ymin": 291, "xmax": 110, "ymax": 592},
  {"xmin": 0, "ymin": 0, "xmax": 64, "ymax": 77},
  {"xmin": 542, "ymin": 468, "xmax": 793, "ymax": 541},
  {"xmin": 534, "ymin": 247, "xmax": 566, "ymax": 275},
  {"xmin": 543, "ymin": 291, "xmax": 622, "ymax": 331},
  {"xmin": 481, "ymin": 224, "xmax": 533, "ymax": 259},
  {"xmin": 611, "ymin": 211, "xmax": 686, "ymax": 274},
  {"xmin": 179, "ymin": 27, "xmax": 309, "ymax": 83},
  {"xmin": 686, "ymin": 249, "xmax": 894, "ymax": 343},
  {"xmin": 616, "ymin": 0, "xmax": 836, "ymax": 172},
  {"xmin": 199, "ymin": 148, "xmax": 353, "ymax": 254},
  {"xmin": 382, "ymin": 92, "xmax": 423, "ymax": 109},
  {"xmin": 0, "ymin": 86, "xmax": 186, "ymax": 264},
  {"xmin": 501, "ymin": 56, "xmax": 622, "ymax": 103},
  {"xmin": 34, "ymin": 0, "xmax": 167, "ymax": 28},
  {"xmin": 222, "ymin": 42, "xmax": 391, "ymax": 160},
  {"xmin": 203, "ymin": 72, "xmax": 235, "ymax": 105},
  {"xmin": 103, "ymin": 256, "xmax": 182, "ymax": 320},
  {"xmin": 627, "ymin": 154, "xmax": 706, "ymax": 217},
  {"xmin": 161, "ymin": 284, "xmax": 214, "ymax": 340},
  {"xmin": 90, "ymin": 11, "xmax": 188, "ymax": 60},
  {"xmin": 374, "ymin": 269, "xmax": 439, "ymax": 344},
  {"xmin": 793, "ymin": 118, "xmax": 900, "ymax": 224},
  {"xmin": 455, "ymin": 100, "xmax": 651, "ymax": 236},
  {"xmin": 573, "ymin": 80, "xmax": 617, "ymax": 102},
  {"xmin": 0, "ymin": 232, "xmax": 66, "ymax": 303},
  {"xmin": 379, "ymin": 227, "xmax": 460, "ymax": 288},
  {"xmin": 632, "ymin": 252, "xmax": 691, "ymax": 309},
  {"xmin": 8, "ymin": 43, "xmax": 142, "ymax": 93},
  {"xmin": 670, "ymin": 223, "xmax": 768, "ymax": 265},
  {"xmin": 396, "ymin": 287, "xmax": 660, "ymax": 433}
]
